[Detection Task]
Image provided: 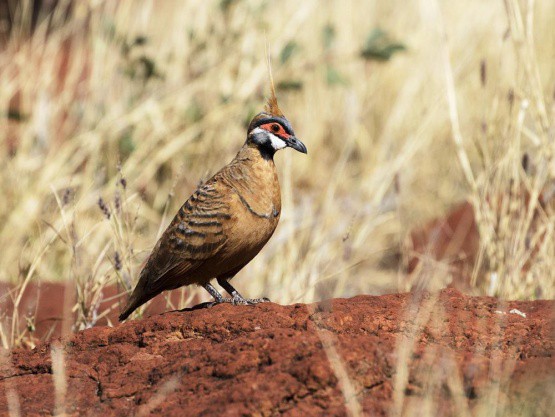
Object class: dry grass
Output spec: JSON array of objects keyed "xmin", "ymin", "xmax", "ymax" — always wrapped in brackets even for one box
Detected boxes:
[
  {"xmin": 0, "ymin": 0, "xmax": 552, "ymax": 332},
  {"xmin": 0, "ymin": 7, "xmax": 553, "ymax": 414}
]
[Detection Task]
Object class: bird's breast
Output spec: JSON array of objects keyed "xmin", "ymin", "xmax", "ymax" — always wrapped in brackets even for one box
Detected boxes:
[{"xmin": 219, "ymin": 158, "xmax": 281, "ymax": 261}]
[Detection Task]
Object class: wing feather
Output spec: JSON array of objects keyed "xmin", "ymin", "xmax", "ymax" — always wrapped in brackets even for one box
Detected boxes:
[{"xmin": 141, "ymin": 180, "xmax": 230, "ymax": 294}]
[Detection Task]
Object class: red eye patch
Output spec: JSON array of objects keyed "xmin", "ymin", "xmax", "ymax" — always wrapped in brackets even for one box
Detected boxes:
[{"xmin": 260, "ymin": 122, "xmax": 290, "ymax": 139}]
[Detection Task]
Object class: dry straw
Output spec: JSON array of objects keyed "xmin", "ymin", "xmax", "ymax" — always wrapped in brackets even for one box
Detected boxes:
[{"xmin": 0, "ymin": 1, "xmax": 552, "ymax": 415}]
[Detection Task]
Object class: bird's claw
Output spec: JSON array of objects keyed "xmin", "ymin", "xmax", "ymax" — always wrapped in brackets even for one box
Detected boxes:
[
  {"xmin": 214, "ymin": 295, "xmax": 271, "ymax": 306},
  {"xmin": 207, "ymin": 294, "xmax": 270, "ymax": 306},
  {"xmin": 230, "ymin": 293, "xmax": 253, "ymax": 305},
  {"xmin": 250, "ymin": 297, "xmax": 271, "ymax": 304},
  {"xmin": 235, "ymin": 296, "xmax": 270, "ymax": 305}
]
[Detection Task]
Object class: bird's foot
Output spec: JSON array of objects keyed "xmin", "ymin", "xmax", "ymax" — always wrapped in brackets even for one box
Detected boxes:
[
  {"xmin": 246, "ymin": 297, "xmax": 271, "ymax": 304},
  {"xmin": 231, "ymin": 292, "xmax": 271, "ymax": 305},
  {"xmin": 215, "ymin": 293, "xmax": 271, "ymax": 306}
]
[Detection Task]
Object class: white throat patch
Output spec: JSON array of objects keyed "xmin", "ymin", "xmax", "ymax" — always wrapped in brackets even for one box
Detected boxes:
[{"xmin": 252, "ymin": 127, "xmax": 287, "ymax": 150}]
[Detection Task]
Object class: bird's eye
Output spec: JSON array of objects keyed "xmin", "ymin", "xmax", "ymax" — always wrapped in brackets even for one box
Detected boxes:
[{"xmin": 271, "ymin": 124, "xmax": 280, "ymax": 133}]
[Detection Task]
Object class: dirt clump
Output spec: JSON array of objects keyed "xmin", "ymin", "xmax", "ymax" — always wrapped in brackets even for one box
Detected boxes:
[{"xmin": 0, "ymin": 289, "xmax": 553, "ymax": 416}]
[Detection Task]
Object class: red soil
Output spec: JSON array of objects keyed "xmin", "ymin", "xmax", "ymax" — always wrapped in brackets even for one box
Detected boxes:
[
  {"xmin": 1, "ymin": 289, "xmax": 553, "ymax": 416},
  {"xmin": 406, "ymin": 202, "xmax": 480, "ymax": 291},
  {"xmin": 0, "ymin": 282, "xmax": 192, "ymax": 343},
  {"xmin": 406, "ymin": 187, "xmax": 554, "ymax": 292}
]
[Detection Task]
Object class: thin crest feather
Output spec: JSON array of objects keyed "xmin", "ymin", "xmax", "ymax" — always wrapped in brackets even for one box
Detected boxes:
[{"xmin": 264, "ymin": 51, "xmax": 284, "ymax": 117}]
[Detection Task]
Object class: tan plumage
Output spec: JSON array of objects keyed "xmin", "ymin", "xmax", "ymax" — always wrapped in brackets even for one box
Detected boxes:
[{"xmin": 119, "ymin": 84, "xmax": 306, "ymax": 321}]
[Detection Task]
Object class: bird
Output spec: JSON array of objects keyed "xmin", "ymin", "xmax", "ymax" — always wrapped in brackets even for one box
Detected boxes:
[{"xmin": 118, "ymin": 78, "xmax": 307, "ymax": 321}]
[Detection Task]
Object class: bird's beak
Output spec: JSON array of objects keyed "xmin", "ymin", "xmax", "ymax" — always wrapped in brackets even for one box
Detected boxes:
[{"xmin": 288, "ymin": 136, "xmax": 307, "ymax": 154}]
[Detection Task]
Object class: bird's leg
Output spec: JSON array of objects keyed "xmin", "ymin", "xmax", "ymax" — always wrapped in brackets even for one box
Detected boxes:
[
  {"xmin": 202, "ymin": 283, "xmax": 227, "ymax": 306},
  {"xmin": 216, "ymin": 277, "xmax": 270, "ymax": 305}
]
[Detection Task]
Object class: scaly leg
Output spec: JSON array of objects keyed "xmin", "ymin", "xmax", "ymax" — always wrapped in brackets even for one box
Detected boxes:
[
  {"xmin": 216, "ymin": 277, "xmax": 270, "ymax": 305},
  {"xmin": 202, "ymin": 282, "xmax": 226, "ymax": 305}
]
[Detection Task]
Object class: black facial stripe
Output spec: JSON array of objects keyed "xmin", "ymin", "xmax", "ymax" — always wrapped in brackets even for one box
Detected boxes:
[{"xmin": 252, "ymin": 117, "xmax": 294, "ymax": 136}]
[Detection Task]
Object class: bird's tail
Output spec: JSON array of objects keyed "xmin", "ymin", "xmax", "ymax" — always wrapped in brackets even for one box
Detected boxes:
[
  {"xmin": 118, "ymin": 299, "xmax": 138, "ymax": 322},
  {"xmin": 118, "ymin": 283, "xmax": 149, "ymax": 321}
]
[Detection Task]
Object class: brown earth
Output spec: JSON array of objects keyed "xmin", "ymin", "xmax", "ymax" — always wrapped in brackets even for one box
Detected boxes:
[
  {"xmin": 406, "ymin": 201, "xmax": 480, "ymax": 292},
  {"xmin": 0, "ymin": 282, "xmax": 197, "ymax": 344},
  {"xmin": 0, "ymin": 289, "xmax": 553, "ymax": 416},
  {"xmin": 405, "ymin": 186, "xmax": 555, "ymax": 293}
]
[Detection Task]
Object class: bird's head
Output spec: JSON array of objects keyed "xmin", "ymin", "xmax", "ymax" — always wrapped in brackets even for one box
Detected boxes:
[
  {"xmin": 247, "ymin": 111, "xmax": 307, "ymax": 157},
  {"xmin": 246, "ymin": 69, "xmax": 306, "ymax": 158}
]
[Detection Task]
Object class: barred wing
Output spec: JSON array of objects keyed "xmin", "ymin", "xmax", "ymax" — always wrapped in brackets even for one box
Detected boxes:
[{"xmin": 142, "ymin": 180, "xmax": 231, "ymax": 294}]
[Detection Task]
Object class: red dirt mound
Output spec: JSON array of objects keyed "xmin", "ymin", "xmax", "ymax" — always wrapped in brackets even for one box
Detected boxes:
[
  {"xmin": 0, "ymin": 282, "xmax": 197, "ymax": 343},
  {"xmin": 1, "ymin": 289, "xmax": 553, "ymax": 416}
]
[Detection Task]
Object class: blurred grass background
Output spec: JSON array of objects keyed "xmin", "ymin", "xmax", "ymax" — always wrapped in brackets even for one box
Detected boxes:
[{"xmin": 0, "ymin": 0, "xmax": 553, "ymax": 329}]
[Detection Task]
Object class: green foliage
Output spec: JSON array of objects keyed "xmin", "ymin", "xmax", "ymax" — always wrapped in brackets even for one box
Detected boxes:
[
  {"xmin": 118, "ymin": 130, "xmax": 136, "ymax": 158},
  {"xmin": 220, "ymin": 0, "xmax": 239, "ymax": 12},
  {"xmin": 280, "ymin": 41, "xmax": 299, "ymax": 64},
  {"xmin": 277, "ymin": 80, "xmax": 303, "ymax": 91},
  {"xmin": 326, "ymin": 65, "xmax": 347, "ymax": 86},
  {"xmin": 5, "ymin": 109, "xmax": 28, "ymax": 121},
  {"xmin": 184, "ymin": 102, "xmax": 204, "ymax": 123},
  {"xmin": 120, "ymin": 35, "xmax": 164, "ymax": 83},
  {"xmin": 361, "ymin": 28, "xmax": 406, "ymax": 61},
  {"xmin": 121, "ymin": 35, "xmax": 148, "ymax": 55},
  {"xmin": 322, "ymin": 23, "xmax": 335, "ymax": 50}
]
